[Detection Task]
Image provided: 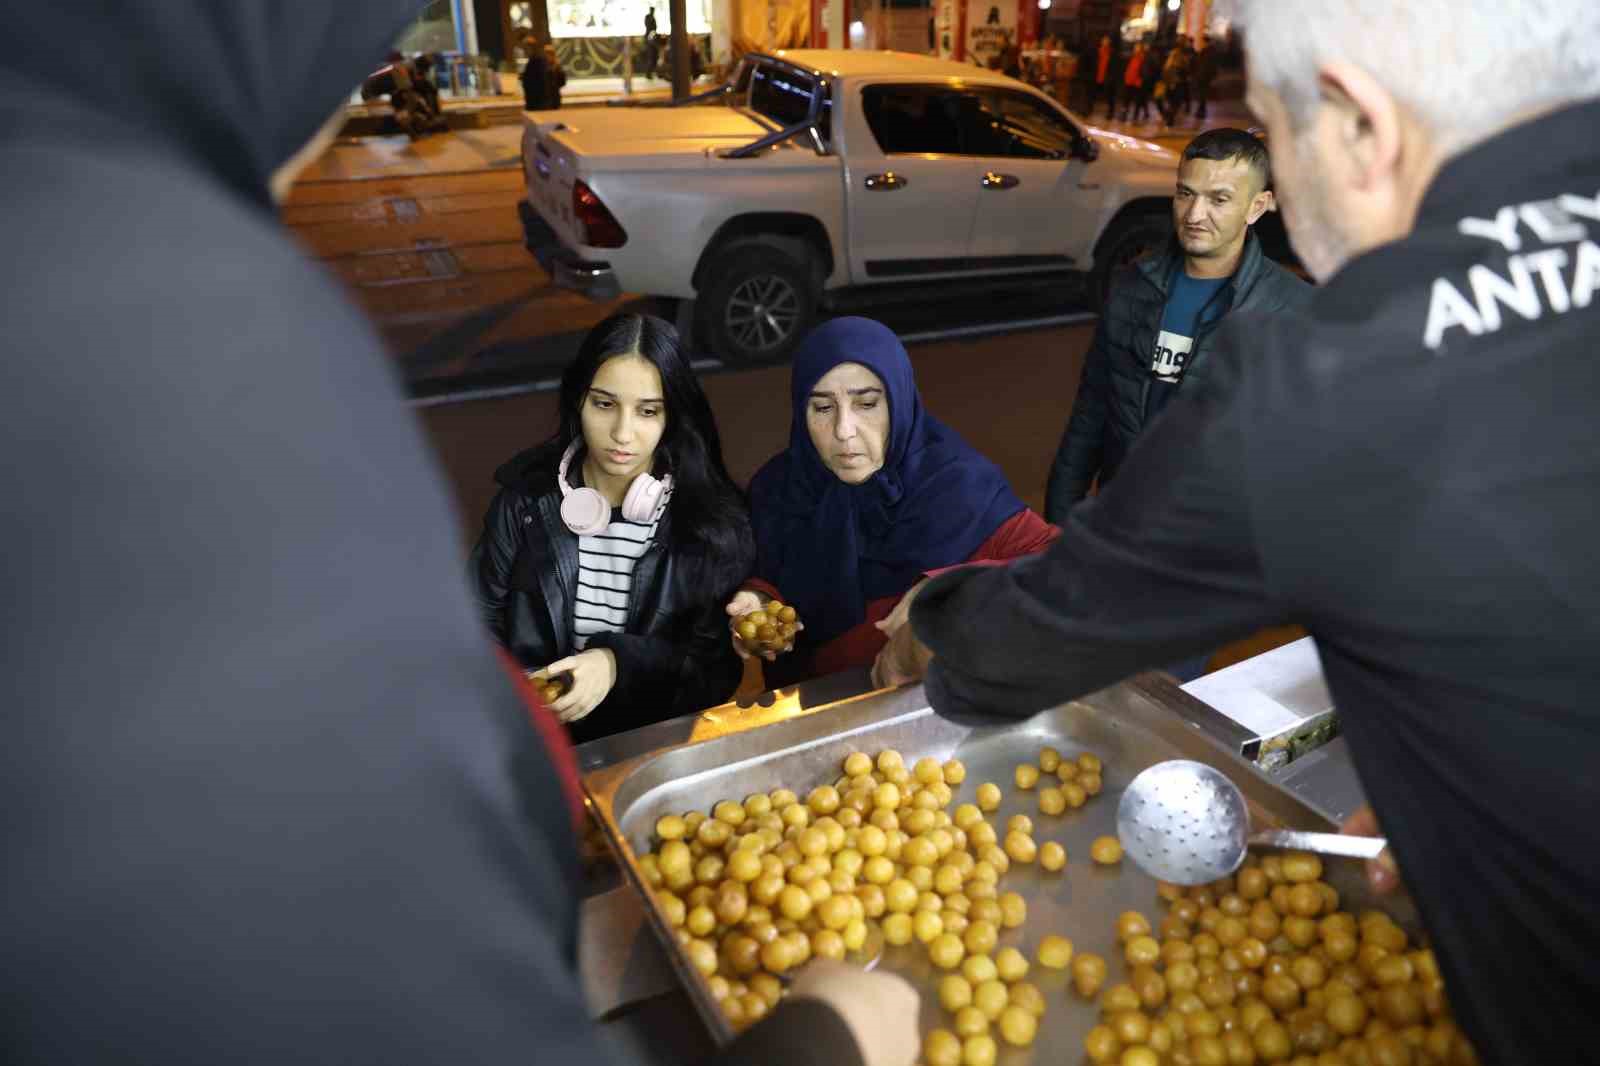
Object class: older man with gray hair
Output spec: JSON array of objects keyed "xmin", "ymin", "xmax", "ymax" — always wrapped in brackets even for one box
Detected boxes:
[{"xmin": 877, "ymin": 3, "xmax": 1600, "ymax": 1060}]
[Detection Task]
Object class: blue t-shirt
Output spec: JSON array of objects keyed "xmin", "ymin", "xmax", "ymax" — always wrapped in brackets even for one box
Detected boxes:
[{"xmin": 1147, "ymin": 270, "xmax": 1229, "ymax": 418}]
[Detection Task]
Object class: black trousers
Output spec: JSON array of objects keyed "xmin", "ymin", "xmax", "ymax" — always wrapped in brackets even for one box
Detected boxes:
[
  {"xmin": 1122, "ymin": 86, "xmax": 1152, "ymax": 121},
  {"xmin": 1092, "ymin": 80, "xmax": 1119, "ymax": 118}
]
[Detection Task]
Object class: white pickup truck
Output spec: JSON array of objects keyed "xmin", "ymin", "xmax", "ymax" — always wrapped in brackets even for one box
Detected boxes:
[{"xmin": 519, "ymin": 49, "xmax": 1181, "ymax": 361}]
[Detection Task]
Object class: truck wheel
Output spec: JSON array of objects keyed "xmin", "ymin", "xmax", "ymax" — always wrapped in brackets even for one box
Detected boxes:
[
  {"xmin": 697, "ymin": 241, "xmax": 818, "ymax": 364},
  {"xmin": 1091, "ymin": 211, "xmax": 1171, "ymax": 308}
]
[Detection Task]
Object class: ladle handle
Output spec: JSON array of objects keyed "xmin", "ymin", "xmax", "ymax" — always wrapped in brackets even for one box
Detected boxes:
[{"xmin": 1249, "ymin": 829, "xmax": 1387, "ymax": 861}]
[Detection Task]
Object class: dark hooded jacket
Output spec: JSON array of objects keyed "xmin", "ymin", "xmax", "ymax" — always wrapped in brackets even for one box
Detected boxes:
[
  {"xmin": 469, "ymin": 446, "xmax": 751, "ymax": 744},
  {"xmin": 1, "ymin": 4, "xmax": 861, "ymax": 1066},
  {"xmin": 912, "ymin": 98, "xmax": 1600, "ymax": 1066},
  {"xmin": 1045, "ymin": 228, "xmax": 1310, "ymax": 520}
]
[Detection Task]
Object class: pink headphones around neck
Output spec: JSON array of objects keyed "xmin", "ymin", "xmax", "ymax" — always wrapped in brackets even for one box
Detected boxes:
[{"xmin": 557, "ymin": 440, "xmax": 671, "ymax": 536}]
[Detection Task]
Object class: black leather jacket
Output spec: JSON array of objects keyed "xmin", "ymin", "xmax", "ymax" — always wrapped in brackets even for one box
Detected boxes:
[
  {"xmin": 469, "ymin": 449, "xmax": 751, "ymax": 743},
  {"xmin": 1045, "ymin": 229, "xmax": 1310, "ymax": 522}
]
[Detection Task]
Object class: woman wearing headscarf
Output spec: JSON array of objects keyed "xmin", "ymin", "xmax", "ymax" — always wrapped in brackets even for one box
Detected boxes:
[
  {"xmin": 726, "ymin": 317, "xmax": 1059, "ymax": 686},
  {"xmin": 3, "ymin": 3, "xmax": 915, "ymax": 1066}
]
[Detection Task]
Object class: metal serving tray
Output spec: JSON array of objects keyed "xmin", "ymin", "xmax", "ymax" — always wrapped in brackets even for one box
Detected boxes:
[{"xmin": 583, "ymin": 673, "xmax": 1415, "ymax": 1057}]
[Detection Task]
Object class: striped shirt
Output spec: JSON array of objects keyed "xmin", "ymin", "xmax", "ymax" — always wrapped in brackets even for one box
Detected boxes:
[{"xmin": 572, "ymin": 496, "xmax": 665, "ymax": 650}]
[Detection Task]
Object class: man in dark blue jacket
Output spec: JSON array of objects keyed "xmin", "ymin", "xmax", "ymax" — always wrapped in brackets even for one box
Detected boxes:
[{"xmin": 1045, "ymin": 128, "xmax": 1309, "ymax": 523}]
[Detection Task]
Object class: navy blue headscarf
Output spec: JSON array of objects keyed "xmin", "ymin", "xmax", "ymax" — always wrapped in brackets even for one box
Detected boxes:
[{"xmin": 749, "ymin": 318, "xmax": 1024, "ymax": 646}]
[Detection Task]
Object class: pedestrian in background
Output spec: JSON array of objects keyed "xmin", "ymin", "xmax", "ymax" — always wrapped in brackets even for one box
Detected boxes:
[
  {"xmin": 1089, "ymin": 33, "xmax": 1115, "ymax": 117},
  {"xmin": 1101, "ymin": 42, "xmax": 1127, "ymax": 119},
  {"xmin": 1135, "ymin": 39, "xmax": 1161, "ymax": 122},
  {"xmin": 1000, "ymin": 32, "xmax": 1022, "ymax": 80},
  {"xmin": 1070, "ymin": 36, "xmax": 1096, "ymax": 113},
  {"xmin": 520, "ymin": 32, "xmax": 549, "ymax": 109},
  {"xmin": 1192, "ymin": 36, "xmax": 1218, "ymax": 120},
  {"xmin": 1174, "ymin": 37, "xmax": 1196, "ymax": 116},
  {"xmin": 1157, "ymin": 39, "xmax": 1189, "ymax": 126},
  {"xmin": 543, "ymin": 41, "xmax": 566, "ymax": 109},
  {"xmin": 643, "ymin": 6, "xmax": 659, "ymax": 78},
  {"xmin": 1119, "ymin": 40, "xmax": 1146, "ymax": 121}
]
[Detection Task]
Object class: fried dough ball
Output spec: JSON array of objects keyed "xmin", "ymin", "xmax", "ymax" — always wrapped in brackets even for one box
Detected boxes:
[
  {"xmin": 940, "ymin": 974, "xmax": 974, "ymax": 1011},
  {"xmin": 923, "ymin": 1028, "xmax": 963, "ymax": 1066},
  {"xmin": 964, "ymin": 919, "xmax": 1000, "ymax": 957},
  {"xmin": 1085, "ymin": 1025, "xmax": 1122, "ymax": 1064},
  {"xmin": 995, "ymin": 946, "xmax": 1030, "ymax": 983},
  {"xmin": 1091, "ymin": 835, "xmax": 1124, "ymax": 864},
  {"xmin": 1009, "ymin": 980, "xmax": 1047, "ymax": 1016},
  {"xmin": 1118, "ymin": 911, "xmax": 1153, "ymax": 942},
  {"xmin": 998, "ymin": 1005, "xmax": 1038, "ymax": 1047},
  {"xmin": 962, "ymin": 1033, "xmax": 998, "ymax": 1066},
  {"xmin": 974, "ymin": 979, "xmax": 1010, "ymax": 1020},
  {"xmin": 1038, "ymin": 934, "xmax": 1074, "ymax": 969},
  {"xmin": 882, "ymin": 912, "xmax": 914, "ymax": 946},
  {"xmin": 1003, "ymin": 830, "xmax": 1038, "ymax": 864},
  {"xmin": 975, "ymin": 782, "xmax": 1002, "ymax": 812},
  {"xmin": 914, "ymin": 756, "xmax": 944, "ymax": 784},
  {"xmin": 1073, "ymin": 952, "xmax": 1109, "ymax": 998},
  {"xmin": 1040, "ymin": 841, "xmax": 1067, "ymax": 871},
  {"xmin": 962, "ymin": 953, "xmax": 999, "ymax": 985}
]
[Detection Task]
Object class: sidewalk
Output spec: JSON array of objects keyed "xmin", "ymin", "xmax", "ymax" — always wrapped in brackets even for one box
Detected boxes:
[
  {"xmin": 1082, "ymin": 95, "xmax": 1258, "ymax": 146},
  {"xmin": 340, "ymin": 70, "xmax": 1256, "ymax": 142},
  {"xmin": 341, "ymin": 73, "xmax": 720, "ymax": 133}
]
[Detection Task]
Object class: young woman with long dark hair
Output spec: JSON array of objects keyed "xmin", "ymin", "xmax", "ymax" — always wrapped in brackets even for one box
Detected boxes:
[{"xmin": 470, "ymin": 313, "xmax": 754, "ymax": 743}]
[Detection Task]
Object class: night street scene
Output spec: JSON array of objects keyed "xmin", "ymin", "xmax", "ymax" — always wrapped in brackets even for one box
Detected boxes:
[{"xmin": 9, "ymin": 2, "xmax": 1600, "ymax": 1066}]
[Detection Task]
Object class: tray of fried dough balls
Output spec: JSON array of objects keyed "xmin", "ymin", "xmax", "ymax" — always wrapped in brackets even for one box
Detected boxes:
[{"xmin": 581, "ymin": 677, "xmax": 1480, "ymax": 1066}]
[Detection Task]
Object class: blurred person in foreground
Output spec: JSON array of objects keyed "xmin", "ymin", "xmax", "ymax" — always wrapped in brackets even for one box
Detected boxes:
[
  {"xmin": 877, "ymin": 2, "xmax": 1600, "ymax": 1062},
  {"xmin": 1, "ymin": 3, "xmax": 917, "ymax": 1066}
]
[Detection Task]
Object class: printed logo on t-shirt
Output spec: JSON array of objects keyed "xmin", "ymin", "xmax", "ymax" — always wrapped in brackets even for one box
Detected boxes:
[{"xmin": 1151, "ymin": 329, "xmax": 1194, "ymax": 384}]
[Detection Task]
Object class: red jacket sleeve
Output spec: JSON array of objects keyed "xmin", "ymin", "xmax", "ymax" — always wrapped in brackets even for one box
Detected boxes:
[
  {"xmin": 787, "ymin": 510, "xmax": 1063, "ymax": 679},
  {"xmin": 927, "ymin": 508, "xmax": 1061, "ymax": 579},
  {"xmin": 745, "ymin": 576, "xmax": 782, "ymax": 601}
]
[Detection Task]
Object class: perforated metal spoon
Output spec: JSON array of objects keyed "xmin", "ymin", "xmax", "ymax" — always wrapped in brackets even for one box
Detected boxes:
[{"xmin": 1117, "ymin": 760, "xmax": 1387, "ymax": 886}]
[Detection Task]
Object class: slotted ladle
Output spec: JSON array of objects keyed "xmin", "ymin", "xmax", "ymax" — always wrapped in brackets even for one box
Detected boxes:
[{"xmin": 1116, "ymin": 760, "xmax": 1386, "ymax": 886}]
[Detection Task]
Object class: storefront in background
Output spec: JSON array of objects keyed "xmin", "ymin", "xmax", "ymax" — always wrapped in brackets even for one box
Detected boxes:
[
  {"xmin": 825, "ymin": 0, "xmax": 1037, "ymax": 63},
  {"xmin": 433, "ymin": 0, "xmax": 1221, "ymax": 87}
]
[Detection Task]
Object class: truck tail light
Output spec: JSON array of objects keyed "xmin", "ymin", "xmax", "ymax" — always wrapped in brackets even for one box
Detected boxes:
[{"xmin": 573, "ymin": 180, "xmax": 627, "ymax": 249}]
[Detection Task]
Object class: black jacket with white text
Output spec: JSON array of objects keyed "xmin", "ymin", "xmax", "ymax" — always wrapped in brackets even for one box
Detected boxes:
[{"xmin": 913, "ymin": 98, "xmax": 1600, "ymax": 1064}]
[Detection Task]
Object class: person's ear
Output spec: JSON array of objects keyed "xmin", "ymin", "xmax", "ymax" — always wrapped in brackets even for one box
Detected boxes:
[
  {"xmin": 1315, "ymin": 60, "xmax": 1402, "ymax": 192},
  {"xmin": 1245, "ymin": 187, "xmax": 1273, "ymax": 226}
]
